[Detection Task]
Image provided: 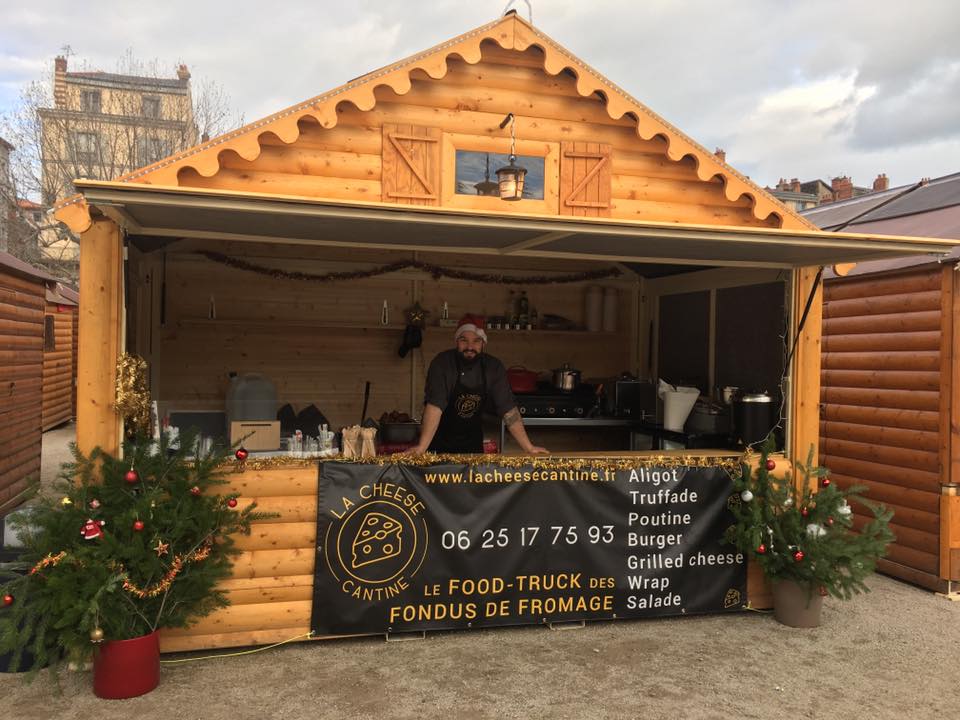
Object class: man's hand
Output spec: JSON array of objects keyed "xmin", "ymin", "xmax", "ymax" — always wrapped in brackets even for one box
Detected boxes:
[{"xmin": 524, "ymin": 444, "xmax": 548, "ymax": 455}]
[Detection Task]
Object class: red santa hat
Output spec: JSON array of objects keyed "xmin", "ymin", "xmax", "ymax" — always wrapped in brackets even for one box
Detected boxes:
[{"xmin": 454, "ymin": 314, "xmax": 487, "ymax": 343}]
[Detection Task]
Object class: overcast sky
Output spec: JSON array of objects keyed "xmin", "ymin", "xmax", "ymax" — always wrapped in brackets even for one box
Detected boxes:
[{"xmin": 2, "ymin": 0, "xmax": 958, "ymax": 189}]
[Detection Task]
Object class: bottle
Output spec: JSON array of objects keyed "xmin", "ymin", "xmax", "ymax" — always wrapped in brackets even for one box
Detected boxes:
[
  {"xmin": 518, "ymin": 290, "xmax": 529, "ymax": 327},
  {"xmin": 530, "ymin": 306, "xmax": 539, "ymax": 330},
  {"xmin": 505, "ymin": 290, "xmax": 516, "ymax": 330}
]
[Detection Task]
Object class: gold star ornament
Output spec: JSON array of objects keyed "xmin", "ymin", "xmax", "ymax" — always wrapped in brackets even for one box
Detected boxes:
[{"xmin": 153, "ymin": 539, "xmax": 170, "ymax": 557}]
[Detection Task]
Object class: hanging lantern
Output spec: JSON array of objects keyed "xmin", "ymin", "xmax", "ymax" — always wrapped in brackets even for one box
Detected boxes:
[{"xmin": 496, "ymin": 113, "xmax": 527, "ymax": 201}]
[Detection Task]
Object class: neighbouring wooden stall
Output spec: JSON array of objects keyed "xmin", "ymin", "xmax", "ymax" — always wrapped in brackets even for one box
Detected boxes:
[
  {"xmin": 821, "ymin": 264, "xmax": 960, "ymax": 592},
  {"xmin": 42, "ymin": 283, "xmax": 79, "ymax": 431},
  {"xmin": 0, "ymin": 252, "xmax": 49, "ymax": 514},
  {"xmin": 55, "ymin": 13, "xmax": 956, "ymax": 651},
  {"xmin": 808, "ymin": 177, "xmax": 960, "ymax": 593}
]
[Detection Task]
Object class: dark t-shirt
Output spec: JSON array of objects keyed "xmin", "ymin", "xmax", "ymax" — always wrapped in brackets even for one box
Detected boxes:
[{"xmin": 424, "ymin": 349, "xmax": 516, "ymax": 417}]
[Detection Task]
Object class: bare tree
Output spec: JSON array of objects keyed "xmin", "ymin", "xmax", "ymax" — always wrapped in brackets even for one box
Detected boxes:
[{"xmin": 0, "ymin": 50, "xmax": 243, "ymax": 282}]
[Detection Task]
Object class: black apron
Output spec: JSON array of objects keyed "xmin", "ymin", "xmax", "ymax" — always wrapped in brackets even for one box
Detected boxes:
[{"xmin": 429, "ymin": 355, "xmax": 487, "ymax": 454}]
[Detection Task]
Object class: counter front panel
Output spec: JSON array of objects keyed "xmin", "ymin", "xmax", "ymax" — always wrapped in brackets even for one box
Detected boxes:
[{"xmin": 312, "ymin": 454, "xmax": 746, "ymax": 636}]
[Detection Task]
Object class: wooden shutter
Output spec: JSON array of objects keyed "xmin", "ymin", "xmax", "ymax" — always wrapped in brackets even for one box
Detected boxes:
[
  {"xmin": 381, "ymin": 124, "xmax": 441, "ymax": 205},
  {"xmin": 559, "ymin": 142, "xmax": 611, "ymax": 217}
]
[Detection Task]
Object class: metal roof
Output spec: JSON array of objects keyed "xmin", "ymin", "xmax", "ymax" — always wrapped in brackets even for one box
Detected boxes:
[
  {"xmin": 69, "ymin": 180, "xmax": 957, "ymax": 270},
  {"xmin": 803, "ymin": 172, "xmax": 960, "ymax": 233}
]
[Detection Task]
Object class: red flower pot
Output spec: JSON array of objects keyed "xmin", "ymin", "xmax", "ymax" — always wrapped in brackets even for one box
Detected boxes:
[{"xmin": 93, "ymin": 630, "xmax": 160, "ymax": 699}]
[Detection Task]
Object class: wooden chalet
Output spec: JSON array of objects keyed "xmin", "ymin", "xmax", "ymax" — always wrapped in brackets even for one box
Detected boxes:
[{"xmin": 54, "ymin": 14, "xmax": 956, "ymax": 650}]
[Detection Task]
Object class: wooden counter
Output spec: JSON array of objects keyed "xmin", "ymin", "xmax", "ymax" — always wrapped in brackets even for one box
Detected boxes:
[{"xmin": 160, "ymin": 451, "xmax": 775, "ymax": 652}]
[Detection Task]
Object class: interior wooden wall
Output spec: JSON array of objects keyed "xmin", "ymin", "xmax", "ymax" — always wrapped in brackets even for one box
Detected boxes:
[
  {"xmin": 131, "ymin": 240, "xmax": 637, "ymax": 433},
  {"xmin": 42, "ymin": 302, "xmax": 76, "ymax": 431},
  {"xmin": 0, "ymin": 269, "xmax": 43, "ymax": 513},
  {"xmin": 177, "ymin": 42, "xmax": 778, "ymax": 230},
  {"xmin": 820, "ymin": 265, "xmax": 944, "ymax": 589}
]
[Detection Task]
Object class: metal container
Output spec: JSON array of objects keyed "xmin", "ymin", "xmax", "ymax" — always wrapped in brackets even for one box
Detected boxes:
[
  {"xmin": 380, "ymin": 422, "xmax": 421, "ymax": 444},
  {"xmin": 507, "ymin": 366, "xmax": 539, "ymax": 394},
  {"xmin": 552, "ymin": 363, "xmax": 582, "ymax": 392},
  {"xmin": 732, "ymin": 391, "xmax": 774, "ymax": 446}
]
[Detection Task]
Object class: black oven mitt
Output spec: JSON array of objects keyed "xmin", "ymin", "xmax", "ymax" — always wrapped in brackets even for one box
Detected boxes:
[{"xmin": 398, "ymin": 324, "xmax": 422, "ymax": 358}]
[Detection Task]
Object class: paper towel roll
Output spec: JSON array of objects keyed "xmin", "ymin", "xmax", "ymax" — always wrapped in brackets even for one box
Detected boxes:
[
  {"xmin": 585, "ymin": 286, "xmax": 603, "ymax": 332},
  {"xmin": 602, "ymin": 287, "xmax": 618, "ymax": 332}
]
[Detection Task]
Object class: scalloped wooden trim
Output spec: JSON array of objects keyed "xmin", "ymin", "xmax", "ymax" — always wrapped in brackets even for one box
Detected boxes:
[
  {"xmin": 111, "ymin": 14, "xmax": 812, "ymax": 230},
  {"xmin": 53, "ymin": 196, "xmax": 92, "ymax": 234}
]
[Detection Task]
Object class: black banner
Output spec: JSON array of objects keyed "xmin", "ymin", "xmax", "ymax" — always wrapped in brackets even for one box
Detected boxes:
[{"xmin": 311, "ymin": 460, "xmax": 746, "ymax": 636}]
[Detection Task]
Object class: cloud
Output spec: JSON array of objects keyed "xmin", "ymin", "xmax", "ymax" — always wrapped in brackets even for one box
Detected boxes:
[{"xmin": 1, "ymin": 0, "xmax": 958, "ymax": 188}]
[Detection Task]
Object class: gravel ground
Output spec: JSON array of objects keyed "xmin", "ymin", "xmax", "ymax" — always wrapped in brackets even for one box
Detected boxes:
[{"xmin": 2, "ymin": 424, "xmax": 958, "ymax": 718}]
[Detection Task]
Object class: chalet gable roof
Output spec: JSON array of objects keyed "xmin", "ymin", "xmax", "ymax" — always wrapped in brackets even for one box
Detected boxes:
[{"xmin": 57, "ymin": 13, "xmax": 810, "ymax": 231}]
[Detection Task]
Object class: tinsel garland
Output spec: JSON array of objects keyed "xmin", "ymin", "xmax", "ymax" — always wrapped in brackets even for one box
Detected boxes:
[
  {"xmin": 200, "ymin": 251, "xmax": 621, "ymax": 286},
  {"xmin": 27, "ymin": 545, "xmax": 212, "ymax": 599},
  {"xmin": 225, "ymin": 453, "xmax": 741, "ymax": 474},
  {"xmin": 120, "ymin": 545, "xmax": 212, "ymax": 599},
  {"xmin": 114, "ymin": 352, "xmax": 151, "ymax": 435}
]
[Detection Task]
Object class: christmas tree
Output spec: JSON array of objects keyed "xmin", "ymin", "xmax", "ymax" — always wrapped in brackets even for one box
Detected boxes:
[
  {"xmin": 726, "ymin": 439, "xmax": 894, "ymax": 600},
  {"xmin": 0, "ymin": 433, "xmax": 264, "ymax": 673}
]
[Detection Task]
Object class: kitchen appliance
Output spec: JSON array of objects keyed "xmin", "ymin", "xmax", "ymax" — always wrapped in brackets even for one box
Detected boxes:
[
  {"xmin": 599, "ymin": 376, "xmax": 657, "ymax": 418},
  {"xmin": 552, "ymin": 364, "xmax": 582, "ymax": 392},
  {"xmin": 507, "ymin": 366, "xmax": 539, "ymax": 394},
  {"xmin": 685, "ymin": 400, "xmax": 731, "ymax": 434},
  {"xmin": 515, "ymin": 385, "xmax": 593, "ymax": 418},
  {"xmin": 732, "ymin": 391, "xmax": 775, "ymax": 446}
]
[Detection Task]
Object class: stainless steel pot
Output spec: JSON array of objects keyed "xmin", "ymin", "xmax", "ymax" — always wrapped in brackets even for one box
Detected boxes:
[{"xmin": 552, "ymin": 364, "xmax": 582, "ymax": 392}]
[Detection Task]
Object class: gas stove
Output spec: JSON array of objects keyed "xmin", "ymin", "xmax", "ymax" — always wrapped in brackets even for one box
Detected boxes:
[{"xmin": 515, "ymin": 385, "xmax": 596, "ymax": 418}]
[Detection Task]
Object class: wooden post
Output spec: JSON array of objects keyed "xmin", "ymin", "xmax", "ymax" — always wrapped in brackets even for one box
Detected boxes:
[
  {"xmin": 77, "ymin": 218, "xmax": 124, "ymax": 456},
  {"xmin": 789, "ymin": 266, "xmax": 823, "ymax": 470},
  {"xmin": 941, "ymin": 484, "xmax": 960, "ymax": 584}
]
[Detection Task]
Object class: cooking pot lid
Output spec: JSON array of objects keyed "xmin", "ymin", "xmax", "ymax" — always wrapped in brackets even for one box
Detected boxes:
[
  {"xmin": 553, "ymin": 364, "xmax": 581, "ymax": 373},
  {"xmin": 738, "ymin": 392, "xmax": 773, "ymax": 403}
]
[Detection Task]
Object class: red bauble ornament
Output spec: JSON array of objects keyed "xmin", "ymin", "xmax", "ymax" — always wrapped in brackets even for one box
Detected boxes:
[
  {"xmin": 756, "ymin": 544, "xmax": 767, "ymax": 555},
  {"xmin": 793, "ymin": 550, "xmax": 805, "ymax": 562},
  {"xmin": 765, "ymin": 459, "xmax": 776, "ymax": 472},
  {"xmin": 133, "ymin": 520, "xmax": 145, "ymax": 532},
  {"xmin": 3, "ymin": 594, "xmax": 13, "ymax": 607},
  {"xmin": 125, "ymin": 469, "xmax": 139, "ymax": 484},
  {"xmin": 190, "ymin": 486, "xmax": 201, "ymax": 497},
  {"xmin": 821, "ymin": 477, "xmax": 831, "ymax": 487},
  {"xmin": 235, "ymin": 447, "xmax": 249, "ymax": 461},
  {"xmin": 826, "ymin": 517, "xmax": 835, "ymax": 526},
  {"xmin": 801, "ymin": 507, "xmax": 809, "ymax": 517},
  {"xmin": 227, "ymin": 498, "xmax": 238, "ymax": 508}
]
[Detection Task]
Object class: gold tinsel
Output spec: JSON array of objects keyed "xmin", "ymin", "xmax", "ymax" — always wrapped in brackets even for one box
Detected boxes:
[
  {"xmin": 114, "ymin": 352, "xmax": 151, "ymax": 435},
  {"xmin": 223, "ymin": 453, "xmax": 742, "ymax": 474},
  {"xmin": 333, "ymin": 452, "xmax": 742, "ymax": 474},
  {"xmin": 28, "ymin": 546, "xmax": 212, "ymax": 599},
  {"xmin": 222, "ymin": 457, "xmax": 325, "ymax": 473}
]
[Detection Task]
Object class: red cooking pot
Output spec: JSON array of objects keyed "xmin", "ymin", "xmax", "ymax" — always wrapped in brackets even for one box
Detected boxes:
[{"xmin": 507, "ymin": 366, "xmax": 539, "ymax": 393}]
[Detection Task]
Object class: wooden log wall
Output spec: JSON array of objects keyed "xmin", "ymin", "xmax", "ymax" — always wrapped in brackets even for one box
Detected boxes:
[
  {"xmin": 139, "ymin": 240, "xmax": 636, "ymax": 436},
  {"xmin": 42, "ymin": 302, "xmax": 76, "ymax": 431},
  {"xmin": 177, "ymin": 43, "xmax": 779, "ymax": 230},
  {"xmin": 0, "ymin": 269, "xmax": 43, "ymax": 513},
  {"xmin": 820, "ymin": 266, "xmax": 947, "ymax": 588}
]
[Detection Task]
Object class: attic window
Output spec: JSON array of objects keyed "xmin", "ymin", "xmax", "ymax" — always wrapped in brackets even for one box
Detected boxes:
[
  {"xmin": 81, "ymin": 90, "xmax": 101, "ymax": 113},
  {"xmin": 455, "ymin": 150, "xmax": 544, "ymax": 199},
  {"xmin": 142, "ymin": 96, "xmax": 161, "ymax": 119}
]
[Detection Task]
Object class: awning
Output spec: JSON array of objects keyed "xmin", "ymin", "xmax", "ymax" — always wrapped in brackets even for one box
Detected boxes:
[{"xmin": 67, "ymin": 181, "xmax": 958, "ymax": 269}]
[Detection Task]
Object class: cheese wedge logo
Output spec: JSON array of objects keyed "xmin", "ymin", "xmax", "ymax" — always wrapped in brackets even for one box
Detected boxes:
[{"xmin": 351, "ymin": 512, "xmax": 403, "ymax": 569}]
